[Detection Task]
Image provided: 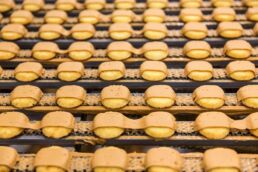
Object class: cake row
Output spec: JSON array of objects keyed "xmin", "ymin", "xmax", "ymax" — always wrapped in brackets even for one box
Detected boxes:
[
  {"xmin": 0, "ymin": 0, "xmax": 256, "ymax": 13},
  {"xmin": 6, "ymin": 84, "xmax": 258, "ymax": 109},
  {"xmin": 0, "ymin": 110, "xmax": 257, "ymax": 139},
  {"xmin": 0, "ymin": 39, "xmax": 254, "ymax": 61},
  {"xmin": 0, "ymin": 146, "xmax": 254, "ymax": 172},
  {"xmin": 2, "ymin": 60, "xmax": 256, "ymax": 82},
  {"xmin": 2, "ymin": 7, "xmax": 258, "ymax": 25},
  {"xmin": 0, "ymin": 21, "xmax": 256, "ymax": 40}
]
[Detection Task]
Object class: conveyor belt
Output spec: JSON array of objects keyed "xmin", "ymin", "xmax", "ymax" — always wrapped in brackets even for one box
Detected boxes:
[
  {"xmin": 0, "ymin": 46, "xmax": 257, "ymax": 68},
  {"xmin": 9, "ymin": 1, "xmax": 247, "ymax": 11},
  {"xmin": 0, "ymin": 120, "xmax": 257, "ymax": 146},
  {"xmin": 10, "ymin": 151, "xmax": 258, "ymax": 172},
  {"xmin": 0, "ymin": 20, "xmax": 255, "ymax": 30},
  {"xmin": 6, "ymin": 29, "xmax": 255, "ymax": 39},
  {"xmin": 0, "ymin": 93, "xmax": 256, "ymax": 114},
  {"xmin": 1, "ymin": 68, "xmax": 258, "ymax": 89}
]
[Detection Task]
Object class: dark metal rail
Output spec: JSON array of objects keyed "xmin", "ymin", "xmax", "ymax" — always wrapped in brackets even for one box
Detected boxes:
[
  {"xmin": 9, "ymin": 37, "xmax": 258, "ymax": 49},
  {"xmin": 0, "ymin": 78, "xmax": 257, "ymax": 89}
]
